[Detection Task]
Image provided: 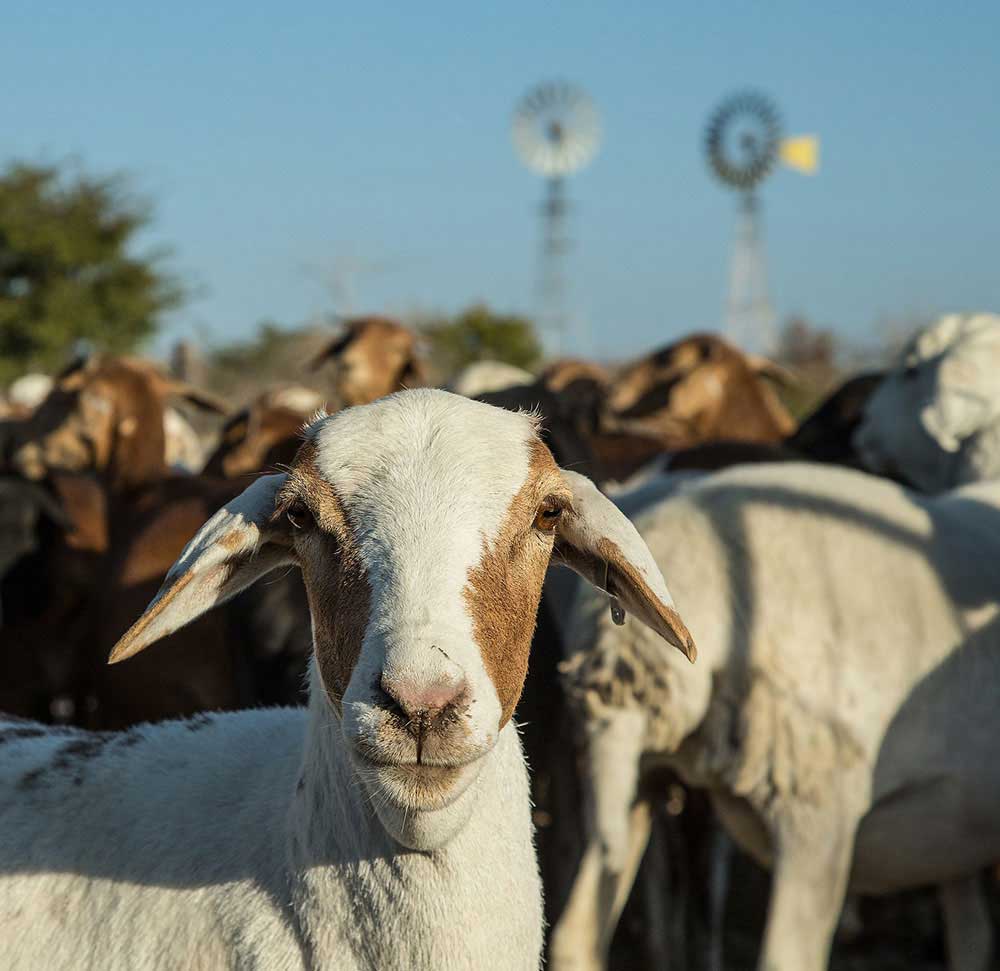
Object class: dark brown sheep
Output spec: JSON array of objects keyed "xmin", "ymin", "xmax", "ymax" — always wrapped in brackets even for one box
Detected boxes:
[{"xmin": 606, "ymin": 333, "xmax": 795, "ymax": 449}]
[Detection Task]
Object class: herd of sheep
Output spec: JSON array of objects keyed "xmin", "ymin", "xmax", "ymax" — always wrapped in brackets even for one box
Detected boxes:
[{"xmin": 1, "ymin": 311, "xmax": 1000, "ymax": 970}]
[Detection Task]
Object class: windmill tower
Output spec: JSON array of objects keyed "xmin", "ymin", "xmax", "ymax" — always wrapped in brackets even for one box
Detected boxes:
[
  {"xmin": 705, "ymin": 92, "xmax": 818, "ymax": 353},
  {"xmin": 512, "ymin": 81, "xmax": 601, "ymax": 356}
]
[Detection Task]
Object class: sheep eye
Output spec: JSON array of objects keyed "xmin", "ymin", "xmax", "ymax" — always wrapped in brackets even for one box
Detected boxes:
[
  {"xmin": 286, "ymin": 500, "xmax": 313, "ymax": 530},
  {"xmin": 533, "ymin": 502, "xmax": 563, "ymax": 533}
]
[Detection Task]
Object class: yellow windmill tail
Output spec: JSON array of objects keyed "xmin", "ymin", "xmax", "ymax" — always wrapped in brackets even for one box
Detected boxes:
[{"xmin": 779, "ymin": 135, "xmax": 819, "ymax": 174}]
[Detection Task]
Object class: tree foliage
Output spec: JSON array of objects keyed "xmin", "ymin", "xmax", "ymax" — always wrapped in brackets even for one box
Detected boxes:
[
  {"xmin": 0, "ymin": 161, "xmax": 182, "ymax": 382},
  {"xmin": 420, "ymin": 303, "xmax": 542, "ymax": 377}
]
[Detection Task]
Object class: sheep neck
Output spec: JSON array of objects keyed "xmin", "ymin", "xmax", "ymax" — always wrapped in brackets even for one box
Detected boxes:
[{"xmin": 283, "ymin": 681, "xmax": 543, "ymax": 970}]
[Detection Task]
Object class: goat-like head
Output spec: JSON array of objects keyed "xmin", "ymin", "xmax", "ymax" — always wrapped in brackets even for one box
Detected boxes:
[
  {"xmin": 108, "ymin": 390, "xmax": 694, "ymax": 847},
  {"xmin": 203, "ymin": 386, "xmax": 326, "ymax": 479},
  {"xmin": 854, "ymin": 313, "xmax": 1000, "ymax": 492},
  {"xmin": 310, "ymin": 316, "xmax": 427, "ymax": 407},
  {"xmin": 605, "ymin": 334, "xmax": 794, "ymax": 445},
  {"xmin": 11, "ymin": 356, "xmax": 225, "ymax": 490}
]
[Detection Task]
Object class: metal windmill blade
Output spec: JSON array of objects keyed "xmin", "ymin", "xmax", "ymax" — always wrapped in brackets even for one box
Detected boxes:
[
  {"xmin": 705, "ymin": 91, "xmax": 783, "ymax": 192},
  {"xmin": 512, "ymin": 81, "xmax": 602, "ymax": 178}
]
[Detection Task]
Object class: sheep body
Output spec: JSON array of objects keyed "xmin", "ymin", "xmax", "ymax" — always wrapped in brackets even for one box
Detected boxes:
[
  {"xmin": 0, "ymin": 686, "xmax": 540, "ymax": 971},
  {"xmin": 555, "ymin": 462, "xmax": 1000, "ymax": 970}
]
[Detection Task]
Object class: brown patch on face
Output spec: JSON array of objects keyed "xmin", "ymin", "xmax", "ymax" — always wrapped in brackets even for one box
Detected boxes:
[
  {"xmin": 463, "ymin": 438, "xmax": 566, "ymax": 727},
  {"xmin": 277, "ymin": 442, "xmax": 372, "ymax": 712}
]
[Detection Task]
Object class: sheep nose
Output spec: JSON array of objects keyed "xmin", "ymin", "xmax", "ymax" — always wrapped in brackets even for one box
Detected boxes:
[
  {"xmin": 379, "ymin": 674, "xmax": 468, "ymax": 721},
  {"xmin": 379, "ymin": 674, "xmax": 469, "ymax": 762}
]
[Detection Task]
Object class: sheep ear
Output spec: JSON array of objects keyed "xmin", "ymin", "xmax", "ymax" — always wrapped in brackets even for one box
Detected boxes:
[
  {"xmin": 553, "ymin": 470, "xmax": 696, "ymax": 663},
  {"xmin": 307, "ymin": 328, "xmax": 354, "ymax": 371},
  {"xmin": 745, "ymin": 352, "xmax": 799, "ymax": 388},
  {"xmin": 108, "ymin": 474, "xmax": 295, "ymax": 665},
  {"xmin": 151, "ymin": 375, "xmax": 230, "ymax": 415}
]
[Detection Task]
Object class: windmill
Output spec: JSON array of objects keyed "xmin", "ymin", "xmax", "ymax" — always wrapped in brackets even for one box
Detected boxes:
[
  {"xmin": 705, "ymin": 92, "xmax": 818, "ymax": 353},
  {"xmin": 512, "ymin": 81, "xmax": 601, "ymax": 355}
]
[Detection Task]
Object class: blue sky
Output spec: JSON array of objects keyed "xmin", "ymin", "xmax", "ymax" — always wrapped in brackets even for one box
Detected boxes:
[{"xmin": 4, "ymin": 1, "xmax": 999, "ymax": 359}]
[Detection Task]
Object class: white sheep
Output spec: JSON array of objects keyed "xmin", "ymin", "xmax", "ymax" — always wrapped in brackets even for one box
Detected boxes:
[
  {"xmin": 447, "ymin": 361, "xmax": 534, "ymax": 398},
  {"xmin": 0, "ymin": 389, "xmax": 694, "ymax": 971},
  {"xmin": 855, "ymin": 312, "xmax": 1000, "ymax": 492},
  {"xmin": 551, "ymin": 461, "xmax": 1000, "ymax": 971}
]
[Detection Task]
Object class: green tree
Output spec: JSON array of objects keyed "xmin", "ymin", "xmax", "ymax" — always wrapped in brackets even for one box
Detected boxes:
[
  {"xmin": 0, "ymin": 161, "xmax": 182, "ymax": 382},
  {"xmin": 420, "ymin": 303, "xmax": 542, "ymax": 377}
]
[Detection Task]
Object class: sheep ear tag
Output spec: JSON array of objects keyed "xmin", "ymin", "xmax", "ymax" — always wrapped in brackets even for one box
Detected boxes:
[
  {"xmin": 554, "ymin": 469, "xmax": 696, "ymax": 662},
  {"xmin": 604, "ymin": 560, "xmax": 626, "ymax": 625}
]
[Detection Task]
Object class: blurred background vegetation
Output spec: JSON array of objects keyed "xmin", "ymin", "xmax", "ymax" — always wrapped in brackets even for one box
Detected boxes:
[{"xmin": 0, "ymin": 161, "xmax": 182, "ymax": 383}]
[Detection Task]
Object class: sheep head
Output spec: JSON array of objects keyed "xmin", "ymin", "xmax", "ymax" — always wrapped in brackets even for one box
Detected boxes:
[
  {"xmin": 108, "ymin": 390, "xmax": 694, "ymax": 847},
  {"xmin": 854, "ymin": 313, "xmax": 1000, "ymax": 492}
]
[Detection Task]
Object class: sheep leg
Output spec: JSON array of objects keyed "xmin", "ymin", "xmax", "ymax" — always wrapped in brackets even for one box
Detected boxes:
[
  {"xmin": 707, "ymin": 824, "xmax": 733, "ymax": 971},
  {"xmin": 549, "ymin": 801, "xmax": 653, "ymax": 971},
  {"xmin": 638, "ymin": 812, "xmax": 672, "ymax": 970},
  {"xmin": 758, "ymin": 812, "xmax": 858, "ymax": 971},
  {"xmin": 938, "ymin": 873, "xmax": 992, "ymax": 971}
]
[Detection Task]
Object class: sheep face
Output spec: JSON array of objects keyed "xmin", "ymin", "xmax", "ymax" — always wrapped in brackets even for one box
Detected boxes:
[
  {"xmin": 854, "ymin": 314, "xmax": 1000, "ymax": 492},
  {"xmin": 279, "ymin": 392, "xmax": 569, "ymax": 822},
  {"xmin": 109, "ymin": 390, "xmax": 695, "ymax": 850},
  {"xmin": 12, "ymin": 362, "xmax": 122, "ymax": 480}
]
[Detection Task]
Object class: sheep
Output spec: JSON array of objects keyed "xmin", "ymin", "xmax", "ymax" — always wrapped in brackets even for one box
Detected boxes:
[
  {"xmin": 447, "ymin": 360, "xmax": 535, "ymax": 398},
  {"xmin": 551, "ymin": 461, "xmax": 1000, "ymax": 971},
  {"xmin": 604, "ymin": 333, "xmax": 795, "ymax": 448},
  {"xmin": 855, "ymin": 313, "xmax": 1000, "ymax": 492},
  {"xmin": 9, "ymin": 355, "xmax": 226, "ymax": 492},
  {"xmin": 309, "ymin": 315, "xmax": 427, "ymax": 406},
  {"xmin": 2, "ymin": 468, "xmax": 309, "ymax": 729},
  {"xmin": 0, "ymin": 389, "xmax": 695, "ymax": 970},
  {"xmin": 0, "ymin": 473, "xmax": 108, "ymax": 723},
  {"xmin": 203, "ymin": 385, "xmax": 326, "ymax": 479},
  {"xmin": 0, "ymin": 477, "xmax": 67, "ymax": 622}
]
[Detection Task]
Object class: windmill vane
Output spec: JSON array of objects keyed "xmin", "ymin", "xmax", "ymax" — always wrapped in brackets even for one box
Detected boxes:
[
  {"xmin": 512, "ymin": 80, "xmax": 601, "ymax": 178},
  {"xmin": 705, "ymin": 91, "xmax": 783, "ymax": 191}
]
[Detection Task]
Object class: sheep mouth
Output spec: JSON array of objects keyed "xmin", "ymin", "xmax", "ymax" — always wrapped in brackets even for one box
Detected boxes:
[{"xmin": 352, "ymin": 748, "xmax": 481, "ymax": 811}]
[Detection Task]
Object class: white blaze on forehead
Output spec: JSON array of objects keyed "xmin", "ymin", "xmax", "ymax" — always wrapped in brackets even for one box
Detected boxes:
[{"xmin": 307, "ymin": 389, "xmax": 536, "ymax": 615}]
